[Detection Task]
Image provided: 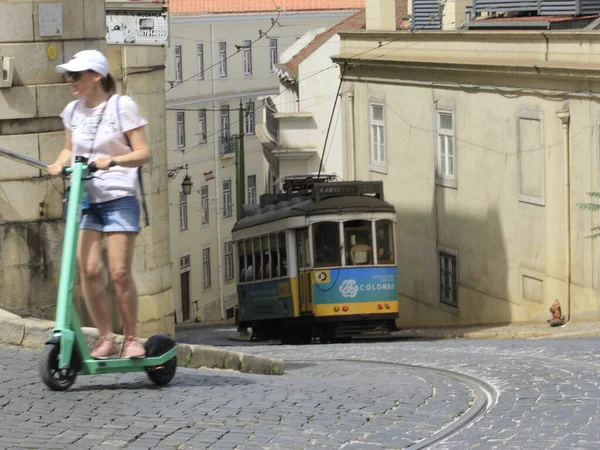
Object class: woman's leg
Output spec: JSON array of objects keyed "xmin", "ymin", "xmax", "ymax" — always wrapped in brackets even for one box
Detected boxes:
[
  {"xmin": 78, "ymin": 229, "xmax": 112, "ymax": 338},
  {"xmin": 106, "ymin": 231, "xmax": 139, "ymax": 338}
]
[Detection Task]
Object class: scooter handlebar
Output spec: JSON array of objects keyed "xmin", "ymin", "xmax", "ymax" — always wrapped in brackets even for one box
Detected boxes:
[
  {"xmin": 62, "ymin": 160, "xmax": 116, "ymax": 175},
  {"xmin": 87, "ymin": 160, "xmax": 116, "ymax": 173}
]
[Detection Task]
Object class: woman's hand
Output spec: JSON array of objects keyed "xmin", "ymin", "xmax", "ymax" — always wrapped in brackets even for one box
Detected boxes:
[
  {"xmin": 47, "ymin": 163, "xmax": 64, "ymax": 177},
  {"xmin": 93, "ymin": 156, "xmax": 115, "ymax": 170}
]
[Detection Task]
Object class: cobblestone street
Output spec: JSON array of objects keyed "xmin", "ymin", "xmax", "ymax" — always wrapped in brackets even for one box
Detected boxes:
[{"xmin": 0, "ymin": 335, "xmax": 598, "ymax": 449}]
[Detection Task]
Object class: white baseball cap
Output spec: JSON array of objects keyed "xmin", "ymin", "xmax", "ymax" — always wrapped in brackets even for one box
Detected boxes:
[{"xmin": 56, "ymin": 50, "xmax": 109, "ymax": 77}]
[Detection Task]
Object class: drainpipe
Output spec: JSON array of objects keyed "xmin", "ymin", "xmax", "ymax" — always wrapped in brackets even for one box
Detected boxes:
[
  {"xmin": 557, "ymin": 107, "xmax": 571, "ymax": 321},
  {"xmin": 348, "ymin": 91, "xmax": 356, "ymax": 180},
  {"xmin": 211, "ymin": 23, "xmax": 225, "ymax": 320}
]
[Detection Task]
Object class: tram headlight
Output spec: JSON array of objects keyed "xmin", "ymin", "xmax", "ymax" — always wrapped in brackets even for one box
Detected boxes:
[
  {"xmin": 385, "ymin": 303, "xmax": 390, "ymax": 309},
  {"xmin": 342, "ymin": 306, "xmax": 349, "ymax": 312},
  {"xmin": 334, "ymin": 306, "xmax": 340, "ymax": 312},
  {"xmin": 377, "ymin": 304, "xmax": 383, "ymax": 310}
]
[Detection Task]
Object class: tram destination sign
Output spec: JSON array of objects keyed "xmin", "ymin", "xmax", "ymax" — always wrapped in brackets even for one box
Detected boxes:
[{"xmin": 312, "ymin": 181, "xmax": 384, "ymax": 201}]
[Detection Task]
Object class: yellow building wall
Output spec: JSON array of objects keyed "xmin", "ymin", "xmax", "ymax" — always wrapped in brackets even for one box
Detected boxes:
[{"xmin": 340, "ymin": 31, "xmax": 600, "ymax": 326}]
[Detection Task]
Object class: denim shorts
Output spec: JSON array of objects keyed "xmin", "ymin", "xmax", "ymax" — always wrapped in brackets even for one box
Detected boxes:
[{"xmin": 80, "ymin": 196, "xmax": 140, "ymax": 233}]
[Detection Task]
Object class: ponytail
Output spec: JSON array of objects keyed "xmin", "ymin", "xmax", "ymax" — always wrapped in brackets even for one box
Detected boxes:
[{"xmin": 101, "ymin": 73, "xmax": 116, "ymax": 94}]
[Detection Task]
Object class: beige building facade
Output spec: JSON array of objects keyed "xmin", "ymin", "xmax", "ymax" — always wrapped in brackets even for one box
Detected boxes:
[
  {"xmin": 165, "ymin": 7, "xmax": 358, "ymax": 322},
  {"xmin": 336, "ymin": 25, "xmax": 600, "ymax": 327},
  {"xmin": 0, "ymin": 0, "xmax": 174, "ymax": 337}
]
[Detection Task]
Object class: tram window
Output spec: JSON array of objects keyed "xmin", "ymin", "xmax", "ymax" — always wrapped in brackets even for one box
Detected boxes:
[
  {"xmin": 313, "ymin": 222, "xmax": 341, "ymax": 267},
  {"xmin": 278, "ymin": 232, "xmax": 287, "ymax": 277},
  {"xmin": 376, "ymin": 220, "xmax": 395, "ymax": 264},
  {"xmin": 344, "ymin": 220, "xmax": 373, "ymax": 266},
  {"xmin": 253, "ymin": 237, "xmax": 262, "ymax": 280},
  {"xmin": 245, "ymin": 240, "xmax": 255, "ymax": 281},
  {"xmin": 238, "ymin": 242, "xmax": 247, "ymax": 282},
  {"xmin": 270, "ymin": 234, "xmax": 279, "ymax": 278},
  {"xmin": 261, "ymin": 235, "xmax": 270, "ymax": 279}
]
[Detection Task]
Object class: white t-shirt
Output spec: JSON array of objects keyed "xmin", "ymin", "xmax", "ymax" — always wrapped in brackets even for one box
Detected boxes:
[{"xmin": 59, "ymin": 95, "xmax": 149, "ymax": 204}]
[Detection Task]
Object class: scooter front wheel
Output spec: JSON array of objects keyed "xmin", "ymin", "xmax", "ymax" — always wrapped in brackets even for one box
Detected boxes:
[
  {"xmin": 39, "ymin": 344, "xmax": 77, "ymax": 391},
  {"xmin": 144, "ymin": 335, "xmax": 177, "ymax": 386}
]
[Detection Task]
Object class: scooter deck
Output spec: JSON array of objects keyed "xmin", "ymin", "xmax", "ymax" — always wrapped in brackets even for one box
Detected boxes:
[{"xmin": 78, "ymin": 347, "xmax": 178, "ymax": 375}]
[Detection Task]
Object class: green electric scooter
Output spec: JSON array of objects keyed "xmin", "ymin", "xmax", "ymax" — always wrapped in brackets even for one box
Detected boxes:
[{"xmin": 39, "ymin": 155, "xmax": 177, "ymax": 391}]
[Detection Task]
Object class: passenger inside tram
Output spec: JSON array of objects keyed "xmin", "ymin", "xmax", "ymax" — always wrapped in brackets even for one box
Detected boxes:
[{"xmin": 345, "ymin": 220, "xmax": 373, "ymax": 265}]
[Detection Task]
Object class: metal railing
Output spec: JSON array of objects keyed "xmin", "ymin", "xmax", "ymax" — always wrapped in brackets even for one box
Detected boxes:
[
  {"xmin": 219, "ymin": 134, "xmax": 238, "ymax": 156},
  {"xmin": 0, "ymin": 147, "xmax": 48, "ymax": 170}
]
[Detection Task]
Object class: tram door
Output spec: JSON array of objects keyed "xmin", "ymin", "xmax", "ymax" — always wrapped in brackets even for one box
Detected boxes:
[{"xmin": 296, "ymin": 229, "xmax": 313, "ymax": 314}]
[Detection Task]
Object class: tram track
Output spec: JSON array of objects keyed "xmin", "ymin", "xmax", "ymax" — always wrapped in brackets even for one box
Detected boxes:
[{"xmin": 290, "ymin": 358, "xmax": 498, "ymax": 449}]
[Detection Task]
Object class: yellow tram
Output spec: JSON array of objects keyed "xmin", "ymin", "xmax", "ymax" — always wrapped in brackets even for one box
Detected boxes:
[{"xmin": 231, "ymin": 178, "xmax": 399, "ymax": 344}]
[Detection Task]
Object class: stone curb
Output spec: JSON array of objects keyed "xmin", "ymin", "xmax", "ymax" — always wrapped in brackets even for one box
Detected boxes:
[
  {"xmin": 392, "ymin": 326, "xmax": 600, "ymax": 341},
  {"xmin": 175, "ymin": 319, "xmax": 236, "ymax": 331},
  {"xmin": 0, "ymin": 317, "xmax": 284, "ymax": 376},
  {"xmin": 227, "ymin": 327, "xmax": 600, "ymax": 342}
]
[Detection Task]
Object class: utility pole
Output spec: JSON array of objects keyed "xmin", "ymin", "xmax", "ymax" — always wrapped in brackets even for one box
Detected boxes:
[
  {"xmin": 236, "ymin": 99, "xmax": 246, "ymax": 221},
  {"xmin": 235, "ymin": 100, "xmax": 248, "ymax": 334}
]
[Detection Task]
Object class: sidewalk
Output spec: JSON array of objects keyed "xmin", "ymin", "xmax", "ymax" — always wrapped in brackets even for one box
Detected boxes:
[
  {"xmin": 390, "ymin": 321, "xmax": 600, "ymax": 340},
  {"xmin": 0, "ymin": 309, "xmax": 283, "ymax": 375},
  {"xmin": 227, "ymin": 320, "xmax": 600, "ymax": 342}
]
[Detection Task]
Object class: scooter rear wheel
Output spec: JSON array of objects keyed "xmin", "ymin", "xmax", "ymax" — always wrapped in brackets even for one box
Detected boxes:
[
  {"xmin": 39, "ymin": 344, "xmax": 77, "ymax": 391},
  {"xmin": 144, "ymin": 335, "xmax": 177, "ymax": 386}
]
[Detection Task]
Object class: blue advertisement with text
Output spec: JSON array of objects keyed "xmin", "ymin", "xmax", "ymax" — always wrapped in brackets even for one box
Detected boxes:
[{"xmin": 312, "ymin": 267, "xmax": 397, "ymax": 304}]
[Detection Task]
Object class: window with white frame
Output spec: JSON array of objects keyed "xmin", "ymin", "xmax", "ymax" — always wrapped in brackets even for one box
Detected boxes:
[
  {"xmin": 370, "ymin": 103, "xmax": 385, "ymax": 168},
  {"xmin": 199, "ymin": 109, "xmax": 207, "ymax": 144},
  {"xmin": 179, "ymin": 192, "xmax": 188, "ymax": 231},
  {"xmin": 196, "ymin": 43, "xmax": 204, "ymax": 80},
  {"xmin": 202, "ymin": 248, "xmax": 211, "ymax": 288},
  {"xmin": 245, "ymin": 101, "xmax": 255, "ymax": 135},
  {"xmin": 180, "ymin": 254, "xmax": 190, "ymax": 271},
  {"xmin": 220, "ymin": 106, "xmax": 230, "ymax": 154},
  {"xmin": 224, "ymin": 241, "xmax": 234, "ymax": 280},
  {"xmin": 269, "ymin": 38, "xmax": 278, "ymax": 72},
  {"xmin": 176, "ymin": 112, "xmax": 185, "ymax": 149},
  {"xmin": 223, "ymin": 180, "xmax": 232, "ymax": 218},
  {"xmin": 219, "ymin": 42, "xmax": 227, "ymax": 77},
  {"xmin": 201, "ymin": 185, "xmax": 209, "ymax": 224},
  {"xmin": 243, "ymin": 40, "xmax": 252, "ymax": 75},
  {"xmin": 247, "ymin": 175, "xmax": 256, "ymax": 204},
  {"xmin": 174, "ymin": 45, "xmax": 182, "ymax": 83},
  {"xmin": 517, "ymin": 110, "xmax": 545, "ymax": 205},
  {"xmin": 436, "ymin": 109, "xmax": 456, "ymax": 184},
  {"xmin": 221, "ymin": 106, "xmax": 230, "ymax": 139},
  {"xmin": 440, "ymin": 252, "xmax": 458, "ymax": 307}
]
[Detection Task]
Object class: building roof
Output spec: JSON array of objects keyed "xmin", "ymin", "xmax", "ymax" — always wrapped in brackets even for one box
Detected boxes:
[
  {"xmin": 169, "ymin": 0, "xmax": 365, "ymax": 15},
  {"xmin": 276, "ymin": 0, "xmax": 408, "ymax": 81},
  {"xmin": 232, "ymin": 195, "xmax": 395, "ymax": 233},
  {"xmin": 467, "ymin": 14, "xmax": 600, "ymax": 30}
]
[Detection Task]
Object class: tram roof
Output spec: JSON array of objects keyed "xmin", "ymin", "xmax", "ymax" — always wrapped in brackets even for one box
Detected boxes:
[{"xmin": 232, "ymin": 191, "xmax": 395, "ymax": 232}]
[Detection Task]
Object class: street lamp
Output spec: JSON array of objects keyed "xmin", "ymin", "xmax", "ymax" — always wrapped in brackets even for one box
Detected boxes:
[{"xmin": 181, "ymin": 164, "xmax": 193, "ymax": 195}]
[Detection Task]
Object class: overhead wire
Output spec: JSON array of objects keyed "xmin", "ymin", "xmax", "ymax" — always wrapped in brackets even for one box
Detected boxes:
[
  {"xmin": 170, "ymin": 5, "xmax": 450, "ymax": 176},
  {"xmin": 166, "ymin": 10, "xmax": 282, "ymax": 93}
]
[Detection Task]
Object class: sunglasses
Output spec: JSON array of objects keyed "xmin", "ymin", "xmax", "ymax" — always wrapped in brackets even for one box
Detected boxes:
[{"xmin": 66, "ymin": 71, "xmax": 91, "ymax": 81}]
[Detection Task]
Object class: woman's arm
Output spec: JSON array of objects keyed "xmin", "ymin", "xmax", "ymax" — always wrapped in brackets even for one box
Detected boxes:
[
  {"xmin": 112, "ymin": 126, "xmax": 151, "ymax": 168},
  {"xmin": 47, "ymin": 129, "xmax": 73, "ymax": 176}
]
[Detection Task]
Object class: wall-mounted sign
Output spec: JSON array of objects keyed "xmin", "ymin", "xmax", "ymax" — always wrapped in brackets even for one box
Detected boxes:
[
  {"xmin": 39, "ymin": 3, "xmax": 63, "ymax": 37},
  {"xmin": 106, "ymin": 8, "xmax": 168, "ymax": 45},
  {"xmin": 204, "ymin": 171, "xmax": 215, "ymax": 181}
]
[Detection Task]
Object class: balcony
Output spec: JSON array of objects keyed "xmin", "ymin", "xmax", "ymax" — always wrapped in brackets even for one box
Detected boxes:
[
  {"xmin": 219, "ymin": 134, "xmax": 238, "ymax": 158},
  {"xmin": 255, "ymin": 97, "xmax": 279, "ymax": 151},
  {"xmin": 270, "ymin": 111, "xmax": 319, "ymax": 160},
  {"xmin": 255, "ymin": 97, "xmax": 319, "ymax": 162}
]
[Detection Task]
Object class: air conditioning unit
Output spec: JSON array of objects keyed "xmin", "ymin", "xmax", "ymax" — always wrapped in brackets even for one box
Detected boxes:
[{"xmin": 0, "ymin": 56, "xmax": 14, "ymax": 89}]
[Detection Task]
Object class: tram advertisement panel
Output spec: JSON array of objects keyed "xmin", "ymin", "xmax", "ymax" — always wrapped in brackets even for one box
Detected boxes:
[
  {"xmin": 312, "ymin": 267, "xmax": 397, "ymax": 303},
  {"xmin": 237, "ymin": 280, "xmax": 294, "ymax": 321}
]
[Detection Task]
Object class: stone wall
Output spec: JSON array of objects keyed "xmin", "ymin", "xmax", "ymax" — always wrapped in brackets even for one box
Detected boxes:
[{"xmin": 0, "ymin": 1, "xmax": 175, "ymax": 337}]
